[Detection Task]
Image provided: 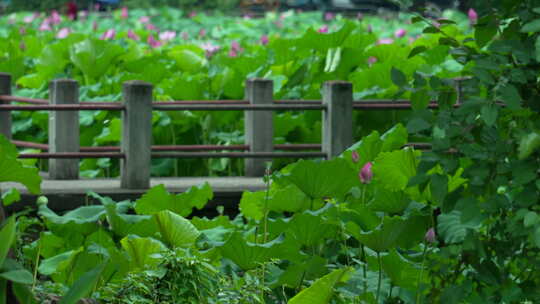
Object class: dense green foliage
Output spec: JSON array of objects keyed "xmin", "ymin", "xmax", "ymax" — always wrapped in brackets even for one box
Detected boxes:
[{"xmin": 1, "ymin": 8, "xmax": 469, "ymax": 177}]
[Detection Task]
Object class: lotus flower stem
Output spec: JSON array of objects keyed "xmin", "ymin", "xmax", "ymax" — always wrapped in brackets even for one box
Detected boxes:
[
  {"xmin": 376, "ymin": 252, "xmax": 382, "ymax": 302},
  {"xmin": 415, "ymin": 244, "xmax": 429, "ymax": 303}
]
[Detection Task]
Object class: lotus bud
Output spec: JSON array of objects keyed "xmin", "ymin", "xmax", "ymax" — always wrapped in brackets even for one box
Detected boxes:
[
  {"xmin": 425, "ymin": 228, "xmax": 436, "ymax": 243},
  {"xmin": 351, "ymin": 151, "xmax": 360, "ymax": 163},
  {"xmin": 359, "ymin": 162, "xmax": 373, "ymax": 184}
]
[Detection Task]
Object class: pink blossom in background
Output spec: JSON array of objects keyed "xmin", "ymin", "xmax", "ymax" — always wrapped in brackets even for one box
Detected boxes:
[
  {"xmin": 359, "ymin": 162, "xmax": 373, "ymax": 184},
  {"xmin": 121, "ymin": 7, "xmax": 128, "ymax": 19},
  {"xmin": 79, "ymin": 10, "xmax": 88, "ymax": 19},
  {"xmin": 100, "ymin": 29, "xmax": 116, "ymax": 40},
  {"xmin": 145, "ymin": 23, "xmax": 157, "ymax": 31},
  {"xmin": 201, "ymin": 42, "xmax": 220, "ymax": 57},
  {"xmin": 56, "ymin": 27, "xmax": 70, "ymax": 39},
  {"xmin": 50, "ymin": 10, "xmax": 61, "ymax": 25},
  {"xmin": 19, "ymin": 27, "xmax": 26, "ymax": 35},
  {"xmin": 23, "ymin": 15, "xmax": 35, "ymax": 23},
  {"xmin": 243, "ymin": 14, "xmax": 252, "ymax": 20},
  {"xmin": 394, "ymin": 28, "xmax": 406, "ymax": 38},
  {"xmin": 425, "ymin": 228, "xmax": 436, "ymax": 243},
  {"xmin": 260, "ymin": 35, "xmax": 269, "ymax": 45},
  {"xmin": 231, "ymin": 40, "xmax": 243, "ymax": 52},
  {"xmin": 468, "ymin": 8, "xmax": 478, "ymax": 25},
  {"xmin": 199, "ymin": 28, "xmax": 207, "ymax": 37},
  {"xmin": 92, "ymin": 21, "xmax": 98, "ymax": 31},
  {"xmin": 39, "ymin": 20, "xmax": 52, "ymax": 31},
  {"xmin": 228, "ymin": 49, "xmax": 238, "ymax": 58},
  {"xmin": 351, "ymin": 151, "xmax": 359, "ymax": 163},
  {"xmin": 139, "ymin": 16, "xmax": 150, "ymax": 23},
  {"xmin": 159, "ymin": 31, "xmax": 176, "ymax": 42},
  {"xmin": 127, "ymin": 29, "xmax": 140, "ymax": 41},
  {"xmin": 357, "ymin": 12, "xmax": 363, "ymax": 20},
  {"xmin": 324, "ymin": 12, "xmax": 334, "ymax": 21},
  {"xmin": 181, "ymin": 31, "xmax": 189, "ymax": 40},
  {"xmin": 318, "ymin": 25, "xmax": 329, "ymax": 33},
  {"xmin": 377, "ymin": 38, "xmax": 394, "ymax": 45},
  {"xmin": 367, "ymin": 56, "xmax": 378, "ymax": 66},
  {"xmin": 432, "ymin": 20, "xmax": 441, "ymax": 28},
  {"xmin": 188, "ymin": 11, "xmax": 197, "ymax": 18},
  {"xmin": 94, "ymin": 3, "xmax": 100, "ymax": 11},
  {"xmin": 147, "ymin": 35, "xmax": 162, "ymax": 48}
]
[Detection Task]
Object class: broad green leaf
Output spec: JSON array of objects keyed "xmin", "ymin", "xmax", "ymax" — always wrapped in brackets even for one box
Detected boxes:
[
  {"xmin": 120, "ymin": 235, "xmax": 167, "ymax": 270},
  {"xmin": 354, "ymin": 216, "xmax": 405, "ymax": 252},
  {"xmin": 518, "ymin": 132, "xmax": 540, "ymax": 160},
  {"xmin": 0, "ymin": 270, "xmax": 33, "ymax": 285},
  {"xmin": 390, "ymin": 67, "xmax": 407, "ymax": 87},
  {"xmin": 38, "ymin": 203, "xmax": 104, "ymax": 237},
  {"xmin": 288, "ymin": 267, "xmax": 354, "ymax": 304},
  {"xmin": 168, "ymin": 46, "xmax": 207, "ymax": 72},
  {"xmin": 408, "ymin": 46, "xmax": 427, "ymax": 58},
  {"xmin": 239, "ymin": 191, "xmax": 266, "ymax": 221},
  {"xmin": 521, "ymin": 19, "xmax": 540, "ymax": 33},
  {"xmin": 135, "ymin": 183, "xmax": 213, "ymax": 216},
  {"xmin": 381, "ymin": 249, "xmax": 425, "ymax": 290},
  {"xmin": 1, "ymin": 188, "xmax": 20, "ymax": 207},
  {"xmin": 154, "ymin": 211, "xmax": 200, "ymax": 248},
  {"xmin": 535, "ymin": 36, "xmax": 540, "ymax": 62},
  {"xmin": 437, "ymin": 210, "xmax": 478, "ymax": 244},
  {"xmin": 480, "ymin": 104, "xmax": 498, "ymax": 126},
  {"xmin": 11, "ymin": 282, "xmax": 36, "ymax": 304},
  {"xmin": 411, "ymin": 89, "xmax": 431, "ymax": 111},
  {"xmin": 369, "ymin": 189, "xmax": 410, "ymax": 214},
  {"xmin": 475, "ymin": 24, "xmax": 497, "ymax": 48},
  {"xmin": 380, "ymin": 124, "xmax": 408, "ymax": 152},
  {"xmin": 69, "ymin": 39, "xmax": 124, "ymax": 83},
  {"xmin": 59, "ymin": 263, "xmax": 106, "ymax": 304},
  {"xmin": 275, "ymin": 256, "xmax": 327, "ymax": 288},
  {"xmin": 0, "ymin": 217, "xmax": 16, "ymax": 268},
  {"xmin": 498, "ymin": 84, "xmax": 522, "ymax": 110},
  {"xmin": 38, "ymin": 249, "xmax": 82, "ymax": 277},
  {"xmin": 281, "ymin": 159, "xmax": 358, "ymax": 199},
  {"xmin": 219, "ymin": 232, "xmax": 283, "ymax": 270},
  {"xmin": 524, "ymin": 212, "xmax": 539, "ymax": 228},
  {"xmin": 286, "ymin": 210, "xmax": 338, "ymax": 247},
  {"xmin": 373, "ymin": 149, "xmax": 420, "ymax": 192},
  {"xmin": 0, "ymin": 135, "xmax": 41, "ymax": 194}
]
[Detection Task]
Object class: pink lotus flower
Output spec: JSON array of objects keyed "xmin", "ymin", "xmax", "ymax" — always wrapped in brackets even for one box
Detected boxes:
[
  {"xmin": 260, "ymin": 35, "xmax": 269, "ymax": 45},
  {"xmin": 39, "ymin": 20, "xmax": 52, "ymax": 31},
  {"xmin": 94, "ymin": 3, "xmax": 100, "ymax": 11},
  {"xmin": 425, "ymin": 228, "xmax": 436, "ymax": 243},
  {"xmin": 324, "ymin": 12, "xmax": 334, "ymax": 21},
  {"xmin": 394, "ymin": 28, "xmax": 406, "ymax": 38},
  {"xmin": 100, "ymin": 29, "xmax": 116, "ymax": 40},
  {"xmin": 56, "ymin": 27, "xmax": 70, "ymax": 39},
  {"xmin": 200, "ymin": 42, "xmax": 220, "ymax": 57},
  {"xmin": 231, "ymin": 41, "xmax": 243, "ymax": 52},
  {"xmin": 181, "ymin": 31, "xmax": 189, "ymax": 40},
  {"xmin": 50, "ymin": 10, "xmax": 61, "ymax": 25},
  {"xmin": 368, "ymin": 56, "xmax": 378, "ymax": 66},
  {"xmin": 318, "ymin": 25, "xmax": 329, "ymax": 33},
  {"xmin": 139, "ymin": 16, "xmax": 150, "ymax": 23},
  {"xmin": 145, "ymin": 23, "xmax": 157, "ymax": 31},
  {"xmin": 377, "ymin": 38, "xmax": 394, "ymax": 45},
  {"xmin": 23, "ymin": 15, "xmax": 36, "ymax": 24},
  {"xmin": 468, "ymin": 8, "xmax": 478, "ymax": 25},
  {"xmin": 19, "ymin": 27, "xmax": 26, "ymax": 35},
  {"xmin": 127, "ymin": 29, "xmax": 140, "ymax": 41},
  {"xmin": 188, "ymin": 11, "xmax": 197, "ymax": 18},
  {"xmin": 147, "ymin": 35, "xmax": 162, "ymax": 48},
  {"xmin": 228, "ymin": 49, "xmax": 238, "ymax": 58},
  {"xmin": 199, "ymin": 28, "xmax": 207, "ymax": 37},
  {"xmin": 351, "ymin": 151, "xmax": 359, "ymax": 163},
  {"xmin": 159, "ymin": 31, "xmax": 176, "ymax": 42},
  {"xmin": 359, "ymin": 162, "xmax": 373, "ymax": 184},
  {"xmin": 121, "ymin": 6, "xmax": 128, "ymax": 19}
]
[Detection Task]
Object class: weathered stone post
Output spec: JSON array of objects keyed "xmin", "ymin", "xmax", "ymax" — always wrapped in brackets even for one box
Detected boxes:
[
  {"xmin": 322, "ymin": 81, "xmax": 353, "ymax": 159},
  {"xmin": 49, "ymin": 79, "xmax": 80, "ymax": 179},
  {"xmin": 121, "ymin": 81, "xmax": 153, "ymax": 189},
  {"xmin": 0, "ymin": 73, "xmax": 12, "ymax": 139},
  {"xmin": 244, "ymin": 79, "xmax": 273, "ymax": 176}
]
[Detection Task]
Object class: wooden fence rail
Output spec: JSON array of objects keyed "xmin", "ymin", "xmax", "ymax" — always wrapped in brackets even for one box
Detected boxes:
[{"xmin": 0, "ymin": 72, "xmax": 434, "ymax": 189}]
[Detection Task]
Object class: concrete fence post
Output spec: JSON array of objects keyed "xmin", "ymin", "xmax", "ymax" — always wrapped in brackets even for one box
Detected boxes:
[
  {"xmin": 322, "ymin": 81, "xmax": 353, "ymax": 159},
  {"xmin": 49, "ymin": 79, "xmax": 80, "ymax": 179},
  {"xmin": 0, "ymin": 73, "xmax": 12, "ymax": 139},
  {"xmin": 244, "ymin": 78, "xmax": 273, "ymax": 176},
  {"xmin": 121, "ymin": 81, "xmax": 153, "ymax": 189}
]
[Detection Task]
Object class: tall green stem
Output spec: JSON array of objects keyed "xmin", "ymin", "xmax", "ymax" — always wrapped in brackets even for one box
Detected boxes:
[
  {"xmin": 376, "ymin": 252, "xmax": 382, "ymax": 303},
  {"xmin": 415, "ymin": 244, "xmax": 429, "ymax": 304}
]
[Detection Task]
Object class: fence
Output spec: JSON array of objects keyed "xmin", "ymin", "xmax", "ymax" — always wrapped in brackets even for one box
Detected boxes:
[{"xmin": 0, "ymin": 72, "xmax": 448, "ymax": 189}]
